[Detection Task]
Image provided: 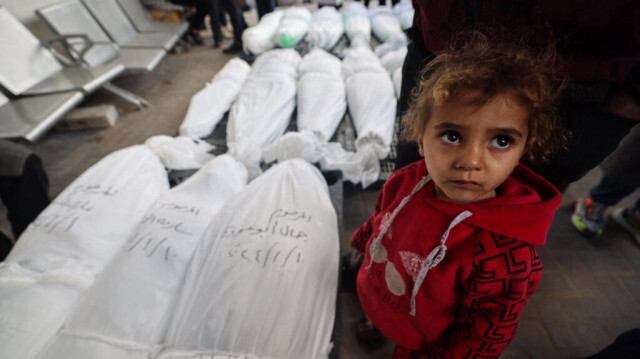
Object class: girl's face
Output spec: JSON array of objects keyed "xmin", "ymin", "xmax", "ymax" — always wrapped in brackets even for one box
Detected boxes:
[{"xmin": 418, "ymin": 91, "xmax": 529, "ymax": 204}]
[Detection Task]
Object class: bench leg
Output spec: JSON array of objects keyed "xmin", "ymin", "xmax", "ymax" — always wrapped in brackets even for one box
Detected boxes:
[{"xmin": 101, "ymin": 83, "xmax": 150, "ymax": 109}]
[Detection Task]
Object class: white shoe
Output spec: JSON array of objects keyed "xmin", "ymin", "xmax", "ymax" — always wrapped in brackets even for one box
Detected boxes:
[{"xmin": 611, "ymin": 207, "xmax": 640, "ymax": 246}]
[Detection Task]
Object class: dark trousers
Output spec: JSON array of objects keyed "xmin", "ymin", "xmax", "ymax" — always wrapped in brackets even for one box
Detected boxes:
[
  {"xmin": 0, "ymin": 155, "xmax": 50, "ymax": 260},
  {"xmin": 170, "ymin": 0, "xmax": 245, "ymax": 43},
  {"xmin": 255, "ymin": 0, "xmax": 274, "ymax": 20},
  {"xmin": 218, "ymin": 0, "xmax": 246, "ymax": 44},
  {"xmin": 590, "ymin": 175, "xmax": 638, "ymax": 206},
  {"xmin": 359, "ymin": 0, "xmax": 400, "ymax": 7}
]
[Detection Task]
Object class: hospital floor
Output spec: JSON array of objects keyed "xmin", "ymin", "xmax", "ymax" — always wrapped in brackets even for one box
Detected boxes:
[{"xmin": 5, "ymin": 3, "xmax": 640, "ymax": 358}]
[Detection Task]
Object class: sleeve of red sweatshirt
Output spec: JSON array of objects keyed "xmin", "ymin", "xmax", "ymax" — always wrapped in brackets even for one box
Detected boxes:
[
  {"xmin": 392, "ymin": 232, "xmax": 543, "ymax": 359},
  {"xmin": 350, "ymin": 189, "xmax": 384, "ymax": 253}
]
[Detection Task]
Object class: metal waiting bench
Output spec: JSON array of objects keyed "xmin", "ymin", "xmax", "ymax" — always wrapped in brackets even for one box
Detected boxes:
[
  {"xmin": 116, "ymin": 0, "xmax": 188, "ymax": 36},
  {"xmin": 0, "ymin": 90, "xmax": 83, "ymax": 142},
  {"xmin": 81, "ymin": 0, "xmax": 182, "ymax": 51},
  {"xmin": 37, "ymin": 0, "xmax": 167, "ymax": 74},
  {"xmin": 0, "ymin": 6, "xmax": 129, "ymax": 140},
  {"xmin": 0, "ymin": 7, "xmax": 123, "ymax": 96}
]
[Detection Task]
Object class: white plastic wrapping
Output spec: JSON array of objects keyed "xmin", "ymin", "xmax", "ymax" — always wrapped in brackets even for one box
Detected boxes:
[
  {"xmin": 0, "ymin": 145, "xmax": 169, "ymax": 359},
  {"xmin": 341, "ymin": 45, "xmax": 396, "ymax": 157},
  {"xmin": 341, "ymin": 43, "xmax": 383, "ymax": 78},
  {"xmin": 242, "ymin": 10, "xmax": 284, "ymax": 55},
  {"xmin": 37, "ymin": 155, "xmax": 248, "ymax": 359},
  {"xmin": 306, "ymin": 6, "xmax": 344, "ymax": 51},
  {"xmin": 0, "ymin": 269, "xmax": 83, "ymax": 359},
  {"xmin": 160, "ymin": 159, "xmax": 339, "ymax": 359},
  {"xmin": 276, "ymin": 6, "xmax": 311, "ymax": 48},
  {"xmin": 347, "ymin": 71, "xmax": 396, "ymax": 157},
  {"xmin": 369, "ymin": 6, "xmax": 403, "ymax": 43},
  {"xmin": 342, "ymin": 2, "xmax": 371, "ymax": 43},
  {"xmin": 380, "ymin": 46, "xmax": 408, "ymax": 74},
  {"xmin": 393, "ymin": 1, "xmax": 415, "ymax": 30},
  {"xmin": 392, "ymin": 66, "xmax": 402, "ymax": 98},
  {"xmin": 179, "ymin": 58, "xmax": 251, "ymax": 138},
  {"xmin": 262, "ymin": 131, "xmax": 325, "ymax": 164},
  {"xmin": 227, "ymin": 49, "xmax": 301, "ymax": 177},
  {"xmin": 262, "ymin": 49, "xmax": 346, "ymax": 164},
  {"xmin": 145, "ymin": 135, "xmax": 215, "ymax": 170},
  {"xmin": 374, "ymin": 32, "xmax": 408, "ymax": 59},
  {"xmin": 5, "ymin": 145, "xmax": 169, "ymax": 276},
  {"xmin": 321, "ymin": 44, "xmax": 396, "ymax": 188},
  {"xmin": 296, "ymin": 49, "xmax": 346, "ymax": 142}
]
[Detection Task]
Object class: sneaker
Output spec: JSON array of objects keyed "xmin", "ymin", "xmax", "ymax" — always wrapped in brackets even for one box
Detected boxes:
[
  {"xmin": 571, "ymin": 197, "xmax": 607, "ymax": 238},
  {"xmin": 611, "ymin": 207, "xmax": 640, "ymax": 245},
  {"xmin": 223, "ymin": 42, "xmax": 243, "ymax": 54}
]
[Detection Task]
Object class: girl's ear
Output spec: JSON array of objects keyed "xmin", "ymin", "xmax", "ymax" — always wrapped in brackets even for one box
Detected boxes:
[{"xmin": 417, "ymin": 139, "xmax": 425, "ymax": 157}]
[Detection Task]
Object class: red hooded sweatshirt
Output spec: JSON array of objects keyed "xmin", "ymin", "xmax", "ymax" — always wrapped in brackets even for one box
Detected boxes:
[{"xmin": 351, "ymin": 160, "xmax": 562, "ymax": 358}]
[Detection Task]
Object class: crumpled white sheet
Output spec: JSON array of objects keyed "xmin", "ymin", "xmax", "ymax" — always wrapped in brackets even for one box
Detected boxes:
[
  {"xmin": 320, "ymin": 143, "xmax": 381, "ymax": 188},
  {"xmin": 306, "ymin": 6, "xmax": 344, "ymax": 51},
  {"xmin": 145, "ymin": 135, "xmax": 215, "ymax": 170},
  {"xmin": 36, "ymin": 155, "xmax": 248, "ymax": 359},
  {"xmin": 369, "ymin": 6, "xmax": 403, "ymax": 43},
  {"xmin": 321, "ymin": 43, "xmax": 396, "ymax": 188},
  {"xmin": 393, "ymin": 1, "xmax": 415, "ymax": 30},
  {"xmin": 242, "ymin": 10, "xmax": 284, "ymax": 55},
  {"xmin": 276, "ymin": 6, "xmax": 311, "ymax": 48},
  {"xmin": 0, "ymin": 145, "xmax": 169, "ymax": 359},
  {"xmin": 160, "ymin": 159, "xmax": 339, "ymax": 359},
  {"xmin": 227, "ymin": 49, "xmax": 301, "ymax": 178},
  {"xmin": 262, "ymin": 131, "xmax": 325, "ymax": 165},
  {"xmin": 342, "ymin": 2, "xmax": 371, "ymax": 43},
  {"xmin": 179, "ymin": 58, "xmax": 251, "ymax": 138}
]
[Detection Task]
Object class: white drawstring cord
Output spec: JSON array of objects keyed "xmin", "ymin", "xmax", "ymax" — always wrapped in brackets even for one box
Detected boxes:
[
  {"xmin": 409, "ymin": 210, "xmax": 473, "ymax": 316},
  {"xmin": 366, "ymin": 176, "xmax": 432, "ymax": 269}
]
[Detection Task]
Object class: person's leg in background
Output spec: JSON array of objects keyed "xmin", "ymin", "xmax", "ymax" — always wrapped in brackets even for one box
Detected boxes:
[
  {"xmin": 220, "ymin": 0, "xmax": 246, "ymax": 53},
  {"xmin": 0, "ymin": 141, "xmax": 51, "ymax": 260},
  {"xmin": 168, "ymin": 0, "xmax": 205, "ymax": 45},
  {"xmin": 571, "ymin": 124, "xmax": 640, "ymax": 239},
  {"xmin": 255, "ymin": 0, "xmax": 274, "ymax": 20},
  {"xmin": 198, "ymin": 0, "xmax": 223, "ymax": 47}
]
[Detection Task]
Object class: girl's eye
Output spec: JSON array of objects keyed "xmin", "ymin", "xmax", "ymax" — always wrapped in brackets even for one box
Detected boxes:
[
  {"xmin": 440, "ymin": 131, "xmax": 461, "ymax": 144},
  {"xmin": 491, "ymin": 135, "xmax": 513, "ymax": 149}
]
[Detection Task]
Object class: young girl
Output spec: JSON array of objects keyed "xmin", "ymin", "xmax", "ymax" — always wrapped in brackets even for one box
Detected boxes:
[{"xmin": 351, "ymin": 32, "xmax": 567, "ymax": 358}]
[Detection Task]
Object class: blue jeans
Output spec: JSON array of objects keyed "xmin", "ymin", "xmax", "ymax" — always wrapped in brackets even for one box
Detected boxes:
[{"xmin": 590, "ymin": 175, "xmax": 639, "ymax": 210}]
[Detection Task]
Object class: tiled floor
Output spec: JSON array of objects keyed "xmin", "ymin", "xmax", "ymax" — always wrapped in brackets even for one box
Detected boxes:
[{"xmin": 4, "ymin": 3, "xmax": 640, "ymax": 358}]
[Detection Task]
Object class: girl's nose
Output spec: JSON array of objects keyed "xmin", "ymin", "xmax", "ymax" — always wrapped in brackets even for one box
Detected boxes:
[{"xmin": 455, "ymin": 143, "xmax": 482, "ymax": 171}]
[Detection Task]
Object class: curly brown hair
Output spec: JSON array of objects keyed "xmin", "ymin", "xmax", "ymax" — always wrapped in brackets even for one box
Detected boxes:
[{"xmin": 401, "ymin": 29, "xmax": 569, "ymax": 165}]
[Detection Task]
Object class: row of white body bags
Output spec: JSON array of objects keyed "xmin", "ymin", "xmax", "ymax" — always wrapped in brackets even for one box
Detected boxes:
[
  {"xmin": 36, "ymin": 155, "xmax": 248, "ymax": 359},
  {"xmin": 158, "ymin": 159, "xmax": 340, "ymax": 359},
  {"xmin": 0, "ymin": 145, "xmax": 169, "ymax": 359}
]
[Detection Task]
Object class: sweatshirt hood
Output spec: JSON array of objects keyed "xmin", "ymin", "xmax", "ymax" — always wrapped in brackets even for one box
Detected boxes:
[{"xmin": 423, "ymin": 162, "xmax": 562, "ymax": 246}]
